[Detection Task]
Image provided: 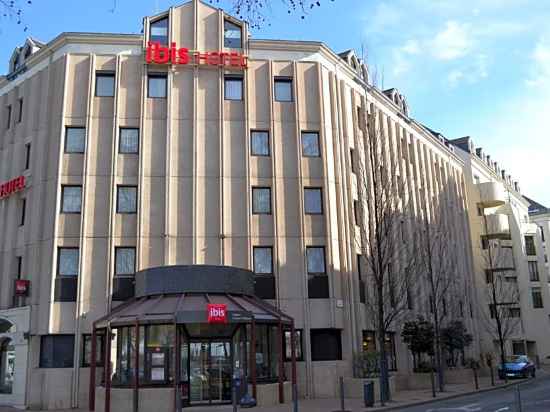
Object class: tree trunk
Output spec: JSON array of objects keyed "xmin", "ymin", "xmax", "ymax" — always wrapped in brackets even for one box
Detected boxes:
[
  {"xmin": 433, "ymin": 314, "xmax": 445, "ymax": 392},
  {"xmin": 377, "ymin": 289, "xmax": 389, "ymax": 405}
]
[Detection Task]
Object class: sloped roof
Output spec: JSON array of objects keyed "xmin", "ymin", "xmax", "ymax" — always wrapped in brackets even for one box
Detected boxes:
[{"xmin": 524, "ymin": 196, "xmax": 549, "ymax": 215}]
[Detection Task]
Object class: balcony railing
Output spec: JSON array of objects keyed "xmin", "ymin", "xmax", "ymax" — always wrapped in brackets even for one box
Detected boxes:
[
  {"xmin": 485, "ymin": 214, "xmax": 510, "ymax": 239},
  {"xmin": 478, "ymin": 181, "xmax": 506, "ymax": 207}
]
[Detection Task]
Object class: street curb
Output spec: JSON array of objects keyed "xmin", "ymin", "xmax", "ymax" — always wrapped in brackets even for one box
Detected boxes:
[{"xmin": 366, "ymin": 378, "xmax": 531, "ymax": 411}]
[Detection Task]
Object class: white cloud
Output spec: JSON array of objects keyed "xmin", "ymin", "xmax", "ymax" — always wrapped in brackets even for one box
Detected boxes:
[
  {"xmin": 402, "ymin": 39, "xmax": 420, "ymax": 55},
  {"xmin": 431, "ymin": 21, "xmax": 472, "ymax": 60},
  {"xmin": 526, "ymin": 37, "xmax": 550, "ymax": 87}
]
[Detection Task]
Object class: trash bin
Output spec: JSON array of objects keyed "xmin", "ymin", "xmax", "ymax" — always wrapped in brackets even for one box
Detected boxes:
[{"xmin": 364, "ymin": 381, "xmax": 374, "ymax": 407}]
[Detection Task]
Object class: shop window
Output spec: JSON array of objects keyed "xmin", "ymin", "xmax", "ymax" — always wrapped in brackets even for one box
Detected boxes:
[
  {"xmin": 310, "ymin": 329, "xmax": 341, "ymax": 361},
  {"xmin": 82, "ymin": 333, "xmax": 105, "ymax": 367},
  {"xmin": 0, "ymin": 339, "xmax": 14, "ymax": 394},
  {"xmin": 361, "ymin": 331, "xmax": 397, "ymax": 371},
  {"xmin": 119, "ymin": 128, "xmax": 139, "ymax": 154},
  {"xmin": 252, "ymin": 187, "xmax": 271, "ymax": 214},
  {"xmin": 224, "ymin": 75, "xmax": 243, "ymax": 100},
  {"xmin": 251, "ymin": 130, "xmax": 270, "ymax": 156},
  {"xmin": 301, "ymin": 131, "xmax": 320, "ymax": 157},
  {"xmin": 528, "ymin": 261, "xmax": 539, "ymax": 281},
  {"xmin": 284, "ymin": 329, "xmax": 303, "ymax": 361},
  {"xmin": 307, "ymin": 247, "xmax": 329, "ymax": 299},
  {"xmin": 525, "ymin": 236, "xmax": 536, "ymax": 256},
  {"xmin": 65, "ymin": 127, "xmax": 86, "ymax": 153},
  {"xmin": 150, "ymin": 17, "xmax": 169, "ymax": 44},
  {"xmin": 24, "ymin": 143, "xmax": 31, "ymax": 170},
  {"xmin": 532, "ymin": 287, "xmax": 544, "ymax": 308},
  {"xmin": 61, "ymin": 185, "xmax": 82, "ymax": 213},
  {"xmin": 255, "ymin": 324, "xmax": 279, "ymax": 381},
  {"xmin": 148, "ymin": 73, "xmax": 167, "ymax": 98},
  {"xmin": 117, "ymin": 186, "xmax": 137, "ymax": 213},
  {"xmin": 304, "ymin": 188, "xmax": 323, "ymax": 215},
  {"xmin": 17, "ymin": 98, "xmax": 23, "ymax": 123},
  {"xmin": 95, "ymin": 72, "xmax": 115, "ymax": 97},
  {"xmin": 5, "ymin": 105, "xmax": 11, "ymax": 129},
  {"xmin": 274, "ymin": 77, "xmax": 293, "ymax": 102},
  {"xmin": 253, "ymin": 247, "xmax": 275, "ymax": 299},
  {"xmin": 39, "ymin": 335, "xmax": 75, "ymax": 368},
  {"xmin": 224, "ymin": 20, "xmax": 242, "ymax": 48}
]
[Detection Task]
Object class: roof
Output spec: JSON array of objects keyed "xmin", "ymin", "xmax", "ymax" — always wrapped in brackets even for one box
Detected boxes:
[{"xmin": 524, "ymin": 196, "xmax": 549, "ymax": 215}]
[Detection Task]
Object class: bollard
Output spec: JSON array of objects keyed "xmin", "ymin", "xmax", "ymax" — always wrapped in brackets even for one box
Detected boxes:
[
  {"xmin": 473, "ymin": 366, "xmax": 479, "ymax": 390},
  {"xmin": 430, "ymin": 367, "xmax": 436, "ymax": 398},
  {"xmin": 515, "ymin": 385, "xmax": 522, "ymax": 412},
  {"xmin": 332, "ymin": 377, "xmax": 351, "ymax": 412},
  {"xmin": 232, "ymin": 379, "xmax": 238, "ymax": 412},
  {"xmin": 293, "ymin": 383, "xmax": 298, "ymax": 412}
]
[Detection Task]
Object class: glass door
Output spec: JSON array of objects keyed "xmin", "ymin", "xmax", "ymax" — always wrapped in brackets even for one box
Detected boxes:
[
  {"xmin": 189, "ymin": 342, "xmax": 209, "ymax": 404},
  {"xmin": 209, "ymin": 342, "xmax": 232, "ymax": 403}
]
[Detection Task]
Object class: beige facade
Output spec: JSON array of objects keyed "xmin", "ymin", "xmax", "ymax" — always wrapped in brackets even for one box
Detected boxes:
[
  {"xmin": 0, "ymin": 0, "xmax": 478, "ymax": 409},
  {"xmin": 450, "ymin": 137, "xmax": 550, "ymax": 365}
]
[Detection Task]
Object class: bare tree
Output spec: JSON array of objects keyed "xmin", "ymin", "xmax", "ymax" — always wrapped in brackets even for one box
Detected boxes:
[
  {"xmin": 356, "ymin": 106, "xmax": 423, "ymax": 404},
  {"xmin": 480, "ymin": 235, "xmax": 522, "ymax": 379},
  {"xmin": 1, "ymin": 0, "xmax": 29, "ymax": 31}
]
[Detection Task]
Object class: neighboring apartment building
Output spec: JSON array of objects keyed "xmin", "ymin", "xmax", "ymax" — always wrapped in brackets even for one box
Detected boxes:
[
  {"xmin": 526, "ymin": 198, "xmax": 550, "ymax": 287},
  {"xmin": 450, "ymin": 137, "xmax": 550, "ymax": 365},
  {"xmin": 0, "ymin": 0, "xmax": 476, "ymax": 409}
]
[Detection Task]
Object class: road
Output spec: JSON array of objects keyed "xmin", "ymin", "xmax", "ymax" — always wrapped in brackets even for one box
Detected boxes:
[{"xmin": 402, "ymin": 374, "xmax": 550, "ymax": 412}]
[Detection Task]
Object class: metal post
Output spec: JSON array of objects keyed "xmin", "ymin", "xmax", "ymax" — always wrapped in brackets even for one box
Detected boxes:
[
  {"xmin": 515, "ymin": 385, "xmax": 522, "ymax": 412},
  {"xmin": 430, "ymin": 357, "xmax": 436, "ymax": 398},
  {"xmin": 250, "ymin": 319, "xmax": 257, "ymax": 400},
  {"xmin": 174, "ymin": 322, "xmax": 180, "ymax": 412},
  {"xmin": 232, "ymin": 378, "xmax": 238, "ymax": 412},
  {"xmin": 290, "ymin": 323, "xmax": 298, "ymax": 412},
  {"xmin": 134, "ymin": 322, "xmax": 139, "ymax": 412},
  {"xmin": 473, "ymin": 366, "xmax": 479, "ymax": 390},
  {"xmin": 490, "ymin": 366, "xmax": 495, "ymax": 387},
  {"xmin": 331, "ymin": 376, "xmax": 351, "ymax": 412},
  {"xmin": 104, "ymin": 326, "xmax": 112, "ymax": 412},
  {"xmin": 277, "ymin": 321, "xmax": 284, "ymax": 403},
  {"xmin": 89, "ymin": 326, "xmax": 97, "ymax": 411}
]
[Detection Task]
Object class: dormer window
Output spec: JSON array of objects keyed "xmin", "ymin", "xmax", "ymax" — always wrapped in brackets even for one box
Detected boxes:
[
  {"xmin": 150, "ymin": 17, "xmax": 169, "ymax": 45},
  {"xmin": 224, "ymin": 20, "xmax": 242, "ymax": 48}
]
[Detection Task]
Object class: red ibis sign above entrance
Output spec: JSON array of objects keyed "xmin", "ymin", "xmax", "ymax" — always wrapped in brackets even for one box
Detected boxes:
[
  {"xmin": 207, "ymin": 304, "xmax": 227, "ymax": 324},
  {"xmin": 146, "ymin": 42, "xmax": 248, "ymax": 69},
  {"xmin": 0, "ymin": 175, "xmax": 26, "ymax": 200}
]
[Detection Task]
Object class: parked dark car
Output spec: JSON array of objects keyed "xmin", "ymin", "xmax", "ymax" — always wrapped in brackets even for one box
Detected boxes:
[{"xmin": 498, "ymin": 355, "xmax": 536, "ymax": 379}]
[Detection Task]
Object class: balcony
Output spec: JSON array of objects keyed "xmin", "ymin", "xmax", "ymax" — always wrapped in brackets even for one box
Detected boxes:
[
  {"xmin": 485, "ymin": 214, "xmax": 510, "ymax": 238},
  {"xmin": 478, "ymin": 181, "xmax": 506, "ymax": 207},
  {"xmin": 489, "ymin": 246, "xmax": 515, "ymax": 271}
]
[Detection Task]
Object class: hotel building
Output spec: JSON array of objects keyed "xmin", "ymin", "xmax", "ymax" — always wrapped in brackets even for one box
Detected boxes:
[{"xmin": 0, "ymin": 0, "xmax": 477, "ymax": 409}]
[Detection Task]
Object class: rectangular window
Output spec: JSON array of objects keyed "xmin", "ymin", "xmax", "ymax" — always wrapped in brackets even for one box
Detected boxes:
[
  {"xmin": 310, "ymin": 329, "xmax": 342, "ymax": 361},
  {"xmin": 284, "ymin": 329, "xmax": 303, "ymax": 361},
  {"xmin": 61, "ymin": 186, "xmax": 82, "ymax": 213},
  {"xmin": 274, "ymin": 77, "xmax": 293, "ymax": 102},
  {"xmin": 150, "ymin": 17, "xmax": 168, "ymax": 44},
  {"xmin": 252, "ymin": 187, "xmax": 271, "ymax": 214},
  {"xmin": 354, "ymin": 200, "xmax": 360, "ymax": 225},
  {"xmin": 525, "ymin": 236, "xmax": 536, "ymax": 256},
  {"xmin": 253, "ymin": 247, "xmax": 273, "ymax": 275},
  {"xmin": 508, "ymin": 307, "xmax": 521, "ymax": 318},
  {"xmin": 350, "ymin": 149, "xmax": 356, "ymax": 173},
  {"xmin": 358, "ymin": 254, "xmax": 366, "ymax": 304},
  {"xmin": 5, "ymin": 105, "xmax": 11, "ymax": 129},
  {"xmin": 40, "ymin": 335, "xmax": 75, "ymax": 368},
  {"xmin": 224, "ymin": 20, "xmax": 242, "ymax": 48},
  {"xmin": 95, "ymin": 72, "xmax": 115, "ymax": 97},
  {"xmin": 251, "ymin": 130, "xmax": 270, "ymax": 156},
  {"xmin": 532, "ymin": 287, "xmax": 544, "ymax": 308},
  {"xmin": 57, "ymin": 248, "xmax": 79, "ymax": 277},
  {"xmin": 119, "ymin": 128, "xmax": 139, "ymax": 154},
  {"xmin": 306, "ymin": 247, "xmax": 326, "ymax": 275},
  {"xmin": 17, "ymin": 98, "xmax": 23, "ymax": 123},
  {"xmin": 82, "ymin": 333, "xmax": 105, "ymax": 367},
  {"xmin": 481, "ymin": 237, "xmax": 489, "ymax": 250},
  {"xmin": 65, "ymin": 127, "xmax": 86, "ymax": 153},
  {"xmin": 224, "ymin": 75, "xmax": 243, "ymax": 100},
  {"xmin": 304, "ymin": 188, "xmax": 323, "ymax": 215},
  {"xmin": 24, "ymin": 143, "xmax": 31, "ymax": 170},
  {"xmin": 528, "ymin": 261, "xmax": 540, "ymax": 281},
  {"xmin": 301, "ymin": 132, "xmax": 320, "ymax": 157},
  {"xmin": 115, "ymin": 247, "xmax": 136, "ymax": 277},
  {"xmin": 20, "ymin": 198, "xmax": 26, "ymax": 226},
  {"xmin": 117, "ymin": 186, "xmax": 137, "ymax": 214},
  {"xmin": 148, "ymin": 73, "xmax": 167, "ymax": 98}
]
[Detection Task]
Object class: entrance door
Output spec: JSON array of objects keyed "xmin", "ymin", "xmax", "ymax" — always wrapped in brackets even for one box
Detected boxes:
[{"xmin": 189, "ymin": 341, "xmax": 232, "ymax": 405}]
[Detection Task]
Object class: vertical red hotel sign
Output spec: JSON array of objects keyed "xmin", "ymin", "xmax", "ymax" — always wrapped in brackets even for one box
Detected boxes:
[
  {"xmin": 207, "ymin": 304, "xmax": 227, "ymax": 324},
  {"xmin": 146, "ymin": 42, "xmax": 248, "ymax": 69},
  {"xmin": 0, "ymin": 175, "xmax": 26, "ymax": 199}
]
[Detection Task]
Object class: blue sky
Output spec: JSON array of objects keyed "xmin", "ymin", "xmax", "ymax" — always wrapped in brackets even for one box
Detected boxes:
[{"xmin": 2, "ymin": 0, "xmax": 549, "ymax": 204}]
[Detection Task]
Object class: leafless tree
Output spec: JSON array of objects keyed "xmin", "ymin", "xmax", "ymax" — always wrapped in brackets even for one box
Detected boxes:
[
  {"xmin": 1, "ymin": 0, "xmax": 29, "ymax": 32},
  {"xmin": 356, "ymin": 106, "xmax": 423, "ymax": 404}
]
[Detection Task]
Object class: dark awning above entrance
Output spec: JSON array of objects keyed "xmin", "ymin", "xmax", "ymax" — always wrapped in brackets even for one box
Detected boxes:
[{"xmin": 95, "ymin": 265, "xmax": 293, "ymax": 328}]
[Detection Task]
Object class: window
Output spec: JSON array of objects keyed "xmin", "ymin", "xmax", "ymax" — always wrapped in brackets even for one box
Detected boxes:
[
  {"xmin": 115, "ymin": 247, "xmax": 136, "ymax": 277},
  {"xmin": 224, "ymin": 20, "xmax": 242, "ymax": 48},
  {"xmin": 481, "ymin": 237, "xmax": 489, "ymax": 250},
  {"xmin": 310, "ymin": 329, "xmax": 342, "ymax": 361},
  {"xmin": 284, "ymin": 329, "xmax": 303, "ymax": 361},
  {"xmin": 119, "ymin": 128, "xmax": 139, "ymax": 154},
  {"xmin": 252, "ymin": 187, "xmax": 271, "ymax": 214},
  {"xmin": 358, "ymin": 254, "xmax": 366, "ymax": 304},
  {"xmin": 117, "ymin": 186, "xmax": 137, "ymax": 213},
  {"xmin": 485, "ymin": 270, "xmax": 494, "ymax": 284},
  {"xmin": 301, "ymin": 132, "xmax": 320, "ymax": 157},
  {"xmin": 61, "ymin": 186, "xmax": 82, "ymax": 213},
  {"xmin": 65, "ymin": 127, "xmax": 86, "ymax": 153},
  {"xmin": 474, "ymin": 175, "xmax": 480, "ymax": 184},
  {"xmin": 525, "ymin": 236, "xmax": 536, "ymax": 256},
  {"xmin": 17, "ymin": 98, "xmax": 23, "ymax": 123},
  {"xmin": 95, "ymin": 72, "xmax": 115, "ymax": 97},
  {"xmin": 540, "ymin": 226, "xmax": 546, "ymax": 242},
  {"xmin": 255, "ymin": 325, "xmax": 279, "ymax": 381},
  {"xmin": 528, "ymin": 261, "xmax": 540, "ymax": 281},
  {"xmin": 354, "ymin": 200, "xmax": 360, "ymax": 225},
  {"xmin": 224, "ymin": 75, "xmax": 243, "ymax": 100},
  {"xmin": 508, "ymin": 307, "xmax": 521, "ymax": 318},
  {"xmin": 150, "ymin": 17, "xmax": 169, "ymax": 44},
  {"xmin": 477, "ymin": 206, "xmax": 483, "ymax": 216},
  {"xmin": 148, "ymin": 73, "xmax": 167, "ymax": 98},
  {"xmin": 253, "ymin": 247, "xmax": 273, "ymax": 275},
  {"xmin": 58, "ymin": 248, "xmax": 79, "ymax": 277},
  {"xmin": 20, "ymin": 198, "xmax": 26, "ymax": 226},
  {"xmin": 274, "ymin": 77, "xmax": 293, "ymax": 102},
  {"xmin": 251, "ymin": 131, "xmax": 270, "ymax": 156},
  {"xmin": 304, "ymin": 188, "xmax": 323, "ymax": 214},
  {"xmin": 361, "ymin": 331, "xmax": 397, "ymax": 371},
  {"xmin": 350, "ymin": 149, "xmax": 356, "ymax": 173},
  {"xmin": 82, "ymin": 333, "xmax": 105, "ymax": 367},
  {"xmin": 5, "ymin": 105, "xmax": 11, "ymax": 129},
  {"xmin": 532, "ymin": 287, "xmax": 543, "ymax": 308},
  {"xmin": 39, "ymin": 335, "xmax": 75, "ymax": 368},
  {"xmin": 24, "ymin": 143, "xmax": 31, "ymax": 170},
  {"xmin": 307, "ymin": 247, "xmax": 326, "ymax": 275},
  {"xmin": 111, "ymin": 326, "xmax": 137, "ymax": 386}
]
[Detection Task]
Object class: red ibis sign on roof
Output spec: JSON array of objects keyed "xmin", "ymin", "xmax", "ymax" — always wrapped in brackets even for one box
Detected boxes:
[{"xmin": 146, "ymin": 42, "xmax": 248, "ymax": 69}]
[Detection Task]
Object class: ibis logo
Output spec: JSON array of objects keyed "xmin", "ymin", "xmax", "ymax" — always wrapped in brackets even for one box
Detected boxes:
[
  {"xmin": 146, "ymin": 42, "xmax": 248, "ymax": 69},
  {"xmin": 207, "ymin": 304, "xmax": 227, "ymax": 324}
]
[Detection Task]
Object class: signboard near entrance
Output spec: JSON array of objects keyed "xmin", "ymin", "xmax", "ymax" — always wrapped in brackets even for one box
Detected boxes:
[
  {"xmin": 207, "ymin": 304, "xmax": 227, "ymax": 324},
  {"xmin": 14, "ymin": 279, "xmax": 30, "ymax": 296}
]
